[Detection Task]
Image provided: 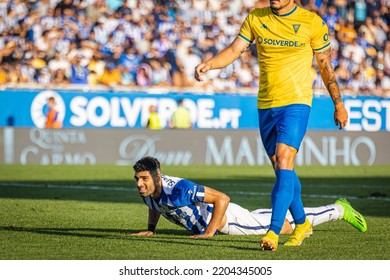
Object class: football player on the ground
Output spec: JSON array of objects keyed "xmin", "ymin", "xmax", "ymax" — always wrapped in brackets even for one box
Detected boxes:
[{"xmin": 131, "ymin": 156, "xmax": 367, "ymax": 239}]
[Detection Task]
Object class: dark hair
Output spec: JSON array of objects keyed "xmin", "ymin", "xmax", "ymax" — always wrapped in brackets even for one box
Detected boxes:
[{"xmin": 133, "ymin": 156, "xmax": 161, "ymax": 178}]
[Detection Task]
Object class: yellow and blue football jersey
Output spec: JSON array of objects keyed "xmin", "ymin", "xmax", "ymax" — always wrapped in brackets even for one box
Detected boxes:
[{"xmin": 238, "ymin": 5, "xmax": 330, "ymax": 109}]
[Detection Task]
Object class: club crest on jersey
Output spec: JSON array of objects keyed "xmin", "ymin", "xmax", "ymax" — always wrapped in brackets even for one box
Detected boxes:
[
  {"xmin": 189, "ymin": 185, "xmax": 197, "ymax": 200},
  {"xmin": 260, "ymin": 23, "xmax": 269, "ymax": 29},
  {"xmin": 293, "ymin": 24, "xmax": 300, "ymax": 34}
]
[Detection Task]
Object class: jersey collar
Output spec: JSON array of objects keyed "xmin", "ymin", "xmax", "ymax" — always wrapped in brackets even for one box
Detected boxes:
[{"xmin": 271, "ymin": 4, "xmax": 297, "ymax": 17}]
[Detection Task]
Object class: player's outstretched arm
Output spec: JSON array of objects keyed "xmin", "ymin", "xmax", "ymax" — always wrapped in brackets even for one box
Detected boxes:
[
  {"xmin": 131, "ymin": 208, "xmax": 161, "ymax": 236},
  {"xmin": 194, "ymin": 37, "xmax": 250, "ymax": 82},
  {"xmin": 315, "ymin": 48, "xmax": 348, "ymax": 129},
  {"xmin": 191, "ymin": 187, "xmax": 230, "ymax": 238}
]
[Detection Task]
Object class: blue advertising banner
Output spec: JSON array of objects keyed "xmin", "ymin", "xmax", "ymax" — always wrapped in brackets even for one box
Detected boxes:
[{"xmin": 0, "ymin": 89, "xmax": 389, "ymax": 131}]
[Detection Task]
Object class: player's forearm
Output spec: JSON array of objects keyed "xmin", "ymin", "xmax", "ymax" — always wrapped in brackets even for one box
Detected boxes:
[
  {"xmin": 205, "ymin": 213, "xmax": 223, "ymax": 235},
  {"xmin": 205, "ymin": 37, "xmax": 249, "ymax": 70},
  {"xmin": 321, "ymin": 70, "xmax": 343, "ymax": 107},
  {"xmin": 147, "ymin": 208, "xmax": 160, "ymax": 231},
  {"xmin": 204, "ymin": 196, "xmax": 230, "ymax": 236},
  {"xmin": 205, "ymin": 47, "xmax": 241, "ymax": 70},
  {"xmin": 316, "ymin": 49, "xmax": 343, "ymax": 107}
]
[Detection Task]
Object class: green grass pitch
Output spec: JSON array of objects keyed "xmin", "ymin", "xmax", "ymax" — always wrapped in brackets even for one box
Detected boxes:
[{"xmin": 0, "ymin": 164, "xmax": 389, "ymax": 260}]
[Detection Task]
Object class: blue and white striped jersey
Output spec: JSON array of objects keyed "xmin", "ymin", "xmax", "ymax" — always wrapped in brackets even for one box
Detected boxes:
[{"xmin": 143, "ymin": 174, "xmax": 214, "ymax": 234}]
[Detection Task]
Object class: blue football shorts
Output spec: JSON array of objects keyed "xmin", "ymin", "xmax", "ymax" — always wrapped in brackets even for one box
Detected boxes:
[{"xmin": 258, "ymin": 104, "xmax": 311, "ymax": 157}]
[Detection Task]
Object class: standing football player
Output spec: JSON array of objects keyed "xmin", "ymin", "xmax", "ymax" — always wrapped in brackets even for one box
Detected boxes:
[{"xmin": 194, "ymin": 0, "xmax": 348, "ymax": 250}]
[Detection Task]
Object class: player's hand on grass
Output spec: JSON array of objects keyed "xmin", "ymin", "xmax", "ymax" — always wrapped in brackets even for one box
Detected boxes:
[
  {"xmin": 190, "ymin": 233, "xmax": 214, "ymax": 239},
  {"xmin": 130, "ymin": 231, "xmax": 154, "ymax": 236}
]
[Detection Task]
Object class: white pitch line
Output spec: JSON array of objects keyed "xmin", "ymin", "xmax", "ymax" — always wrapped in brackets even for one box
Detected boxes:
[
  {"xmin": 0, "ymin": 182, "xmax": 131, "ymax": 191},
  {"xmin": 0, "ymin": 182, "xmax": 389, "ymax": 201},
  {"xmin": 218, "ymin": 182, "xmax": 383, "ymax": 189},
  {"xmin": 47, "ymin": 184, "xmax": 130, "ymax": 192},
  {"xmin": 228, "ymin": 191, "xmax": 359, "ymax": 201}
]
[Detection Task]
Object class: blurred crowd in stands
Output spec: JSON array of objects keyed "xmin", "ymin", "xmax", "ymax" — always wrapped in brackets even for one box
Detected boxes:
[{"xmin": 0, "ymin": 0, "xmax": 389, "ymax": 97}]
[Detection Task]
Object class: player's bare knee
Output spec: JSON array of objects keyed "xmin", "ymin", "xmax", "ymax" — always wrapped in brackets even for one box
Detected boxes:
[
  {"xmin": 275, "ymin": 154, "xmax": 293, "ymax": 170},
  {"xmin": 275, "ymin": 146, "xmax": 296, "ymax": 169}
]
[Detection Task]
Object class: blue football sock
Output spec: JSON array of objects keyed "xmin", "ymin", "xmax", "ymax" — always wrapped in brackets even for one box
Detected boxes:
[
  {"xmin": 288, "ymin": 170, "xmax": 306, "ymax": 225},
  {"xmin": 270, "ymin": 169, "xmax": 294, "ymax": 234}
]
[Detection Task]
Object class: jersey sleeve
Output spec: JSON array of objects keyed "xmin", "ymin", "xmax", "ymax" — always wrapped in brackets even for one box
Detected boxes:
[
  {"xmin": 170, "ymin": 179, "xmax": 205, "ymax": 207},
  {"xmin": 311, "ymin": 14, "xmax": 331, "ymax": 53},
  {"xmin": 238, "ymin": 13, "xmax": 254, "ymax": 44}
]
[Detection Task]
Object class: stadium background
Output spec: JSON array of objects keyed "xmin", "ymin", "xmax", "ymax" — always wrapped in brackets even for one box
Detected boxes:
[
  {"xmin": 1, "ymin": 0, "xmax": 390, "ymax": 166},
  {"xmin": 0, "ymin": 0, "xmax": 389, "ymax": 264}
]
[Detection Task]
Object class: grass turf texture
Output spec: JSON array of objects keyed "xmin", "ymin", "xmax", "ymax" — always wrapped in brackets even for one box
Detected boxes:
[{"xmin": 0, "ymin": 164, "xmax": 389, "ymax": 260}]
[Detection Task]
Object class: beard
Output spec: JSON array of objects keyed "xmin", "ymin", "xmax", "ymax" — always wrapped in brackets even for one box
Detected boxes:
[{"xmin": 270, "ymin": 0, "xmax": 292, "ymax": 11}]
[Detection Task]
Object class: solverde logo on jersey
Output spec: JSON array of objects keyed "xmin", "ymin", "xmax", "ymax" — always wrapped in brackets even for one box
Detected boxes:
[{"xmin": 257, "ymin": 36, "xmax": 305, "ymax": 47}]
